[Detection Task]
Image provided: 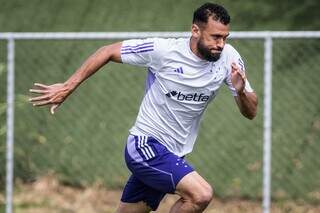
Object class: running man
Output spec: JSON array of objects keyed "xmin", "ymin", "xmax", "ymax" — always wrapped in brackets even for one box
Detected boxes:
[{"xmin": 29, "ymin": 3, "xmax": 257, "ymax": 213}]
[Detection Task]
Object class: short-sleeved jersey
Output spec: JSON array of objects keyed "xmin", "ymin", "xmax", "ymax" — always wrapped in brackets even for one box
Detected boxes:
[{"xmin": 121, "ymin": 37, "xmax": 253, "ymax": 157}]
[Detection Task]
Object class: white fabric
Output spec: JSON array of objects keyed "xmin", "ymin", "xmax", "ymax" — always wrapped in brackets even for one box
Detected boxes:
[{"xmin": 121, "ymin": 37, "xmax": 254, "ymax": 157}]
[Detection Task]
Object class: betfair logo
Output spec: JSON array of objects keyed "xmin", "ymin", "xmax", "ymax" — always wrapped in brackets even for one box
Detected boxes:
[
  {"xmin": 165, "ymin": 91, "xmax": 178, "ymax": 97},
  {"xmin": 166, "ymin": 91, "xmax": 210, "ymax": 102}
]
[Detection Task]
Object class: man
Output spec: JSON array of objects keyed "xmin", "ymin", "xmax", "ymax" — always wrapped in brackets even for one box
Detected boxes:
[{"xmin": 29, "ymin": 3, "xmax": 257, "ymax": 213}]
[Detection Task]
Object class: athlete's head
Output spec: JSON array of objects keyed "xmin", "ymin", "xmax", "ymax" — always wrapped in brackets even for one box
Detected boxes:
[{"xmin": 191, "ymin": 3, "xmax": 230, "ymax": 62}]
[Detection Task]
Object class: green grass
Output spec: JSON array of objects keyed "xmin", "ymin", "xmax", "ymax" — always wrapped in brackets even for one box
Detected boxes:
[{"xmin": 0, "ymin": 0, "xmax": 319, "ymax": 204}]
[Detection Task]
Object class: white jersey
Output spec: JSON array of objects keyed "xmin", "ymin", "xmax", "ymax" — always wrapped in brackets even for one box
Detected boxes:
[{"xmin": 121, "ymin": 37, "xmax": 253, "ymax": 157}]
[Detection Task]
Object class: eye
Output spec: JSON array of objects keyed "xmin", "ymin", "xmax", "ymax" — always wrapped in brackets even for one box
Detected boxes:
[
  {"xmin": 222, "ymin": 35, "xmax": 228, "ymax": 41},
  {"xmin": 211, "ymin": 35, "xmax": 228, "ymax": 41},
  {"xmin": 211, "ymin": 35, "xmax": 220, "ymax": 40}
]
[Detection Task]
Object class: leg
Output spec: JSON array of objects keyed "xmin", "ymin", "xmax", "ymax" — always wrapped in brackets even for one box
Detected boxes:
[
  {"xmin": 117, "ymin": 201, "xmax": 152, "ymax": 213},
  {"xmin": 122, "ymin": 134, "xmax": 199, "ymax": 212},
  {"xmin": 120, "ymin": 135, "xmax": 169, "ymax": 212},
  {"xmin": 119, "ymin": 174, "xmax": 166, "ymax": 212},
  {"xmin": 170, "ymin": 171, "xmax": 213, "ymax": 213}
]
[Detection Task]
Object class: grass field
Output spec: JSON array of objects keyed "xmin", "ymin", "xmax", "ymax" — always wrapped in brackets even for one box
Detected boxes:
[
  {"xmin": 0, "ymin": 0, "xmax": 320, "ymax": 208},
  {"xmin": 1, "ymin": 175, "xmax": 320, "ymax": 212}
]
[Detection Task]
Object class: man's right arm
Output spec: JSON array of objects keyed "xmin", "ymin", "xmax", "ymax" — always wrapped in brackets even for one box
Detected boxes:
[{"xmin": 29, "ymin": 42, "xmax": 122, "ymax": 114}]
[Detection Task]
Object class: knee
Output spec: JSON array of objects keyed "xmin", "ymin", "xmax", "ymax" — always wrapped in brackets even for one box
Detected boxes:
[{"xmin": 192, "ymin": 185, "xmax": 214, "ymax": 207}]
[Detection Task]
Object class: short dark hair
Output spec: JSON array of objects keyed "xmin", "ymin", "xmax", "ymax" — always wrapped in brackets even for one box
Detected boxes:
[{"xmin": 193, "ymin": 3, "xmax": 230, "ymax": 26}]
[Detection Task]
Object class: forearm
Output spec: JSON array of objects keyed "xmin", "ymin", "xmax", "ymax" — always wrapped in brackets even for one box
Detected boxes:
[
  {"xmin": 236, "ymin": 91, "xmax": 258, "ymax": 120},
  {"xmin": 64, "ymin": 43, "xmax": 122, "ymax": 92},
  {"xmin": 29, "ymin": 42, "xmax": 122, "ymax": 114}
]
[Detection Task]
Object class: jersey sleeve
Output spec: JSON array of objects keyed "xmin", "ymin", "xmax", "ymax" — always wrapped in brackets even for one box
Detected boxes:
[
  {"xmin": 224, "ymin": 45, "xmax": 254, "ymax": 96},
  {"xmin": 120, "ymin": 38, "xmax": 167, "ymax": 69}
]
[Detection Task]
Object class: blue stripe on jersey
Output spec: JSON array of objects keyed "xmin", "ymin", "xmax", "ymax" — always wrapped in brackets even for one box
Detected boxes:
[
  {"xmin": 122, "ymin": 41, "xmax": 154, "ymax": 49},
  {"xmin": 122, "ymin": 44, "xmax": 154, "ymax": 51},
  {"xmin": 145, "ymin": 68, "xmax": 156, "ymax": 95},
  {"xmin": 121, "ymin": 48, "xmax": 154, "ymax": 54},
  {"xmin": 121, "ymin": 42, "xmax": 154, "ymax": 54},
  {"xmin": 238, "ymin": 58, "xmax": 245, "ymax": 71}
]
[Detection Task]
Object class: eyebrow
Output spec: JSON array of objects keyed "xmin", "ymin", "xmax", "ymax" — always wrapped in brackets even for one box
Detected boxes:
[{"xmin": 210, "ymin": 33, "xmax": 230, "ymax": 37}]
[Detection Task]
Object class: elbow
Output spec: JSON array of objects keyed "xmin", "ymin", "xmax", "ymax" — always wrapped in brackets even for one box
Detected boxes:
[
  {"xmin": 246, "ymin": 95, "xmax": 258, "ymax": 120},
  {"xmin": 242, "ymin": 105, "xmax": 258, "ymax": 120},
  {"xmin": 245, "ymin": 111, "xmax": 257, "ymax": 120}
]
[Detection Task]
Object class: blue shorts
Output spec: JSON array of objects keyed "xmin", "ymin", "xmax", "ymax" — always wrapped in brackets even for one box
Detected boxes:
[{"xmin": 121, "ymin": 134, "xmax": 194, "ymax": 210}]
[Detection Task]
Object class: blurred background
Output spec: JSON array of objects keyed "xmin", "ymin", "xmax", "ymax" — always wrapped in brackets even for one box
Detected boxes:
[{"xmin": 0, "ymin": 0, "xmax": 319, "ymax": 212}]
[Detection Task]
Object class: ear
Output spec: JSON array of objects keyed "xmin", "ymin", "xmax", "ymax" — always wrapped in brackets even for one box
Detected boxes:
[{"xmin": 191, "ymin": 24, "xmax": 201, "ymax": 39}]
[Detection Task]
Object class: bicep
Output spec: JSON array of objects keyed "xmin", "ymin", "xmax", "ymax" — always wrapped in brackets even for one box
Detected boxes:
[
  {"xmin": 109, "ymin": 42, "xmax": 123, "ymax": 63},
  {"xmin": 98, "ymin": 42, "xmax": 123, "ymax": 64},
  {"xmin": 120, "ymin": 38, "xmax": 165, "ymax": 67}
]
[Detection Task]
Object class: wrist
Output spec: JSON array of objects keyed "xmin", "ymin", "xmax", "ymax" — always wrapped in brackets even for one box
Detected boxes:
[{"xmin": 64, "ymin": 81, "xmax": 78, "ymax": 92}]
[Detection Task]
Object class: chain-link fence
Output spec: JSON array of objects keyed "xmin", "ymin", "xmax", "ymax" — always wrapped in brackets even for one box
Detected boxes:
[
  {"xmin": 1, "ymin": 32, "xmax": 320, "ymax": 212},
  {"xmin": 272, "ymin": 38, "xmax": 320, "ymax": 203}
]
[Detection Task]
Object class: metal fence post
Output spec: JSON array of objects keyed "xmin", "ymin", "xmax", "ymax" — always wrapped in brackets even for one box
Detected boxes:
[
  {"xmin": 6, "ymin": 35, "xmax": 15, "ymax": 213},
  {"xmin": 263, "ymin": 35, "xmax": 273, "ymax": 213}
]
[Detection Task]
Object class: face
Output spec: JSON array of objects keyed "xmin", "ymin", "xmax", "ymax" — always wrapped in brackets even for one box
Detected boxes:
[{"xmin": 192, "ymin": 18, "xmax": 230, "ymax": 62}]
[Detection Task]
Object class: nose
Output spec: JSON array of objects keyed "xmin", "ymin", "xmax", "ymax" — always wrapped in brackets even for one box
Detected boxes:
[{"xmin": 216, "ymin": 38, "xmax": 225, "ymax": 49}]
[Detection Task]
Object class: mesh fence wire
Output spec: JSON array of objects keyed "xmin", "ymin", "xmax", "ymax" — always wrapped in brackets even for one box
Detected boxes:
[
  {"xmin": 272, "ymin": 39, "xmax": 320, "ymax": 203},
  {"xmin": 0, "ymin": 37, "xmax": 319, "ymax": 205}
]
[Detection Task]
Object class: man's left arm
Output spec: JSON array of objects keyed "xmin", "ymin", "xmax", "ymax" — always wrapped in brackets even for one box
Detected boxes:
[
  {"xmin": 234, "ymin": 91, "xmax": 258, "ymax": 120},
  {"xmin": 231, "ymin": 62, "xmax": 258, "ymax": 120}
]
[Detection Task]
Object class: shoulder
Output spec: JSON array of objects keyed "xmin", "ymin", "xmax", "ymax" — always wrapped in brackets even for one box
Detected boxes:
[
  {"xmin": 222, "ymin": 43, "xmax": 241, "ymax": 58},
  {"xmin": 222, "ymin": 43, "xmax": 243, "ymax": 66},
  {"xmin": 154, "ymin": 37, "xmax": 187, "ymax": 52},
  {"xmin": 122, "ymin": 37, "xmax": 186, "ymax": 52},
  {"xmin": 222, "ymin": 44, "xmax": 246, "ymax": 73},
  {"xmin": 151, "ymin": 38, "xmax": 189, "ymax": 60}
]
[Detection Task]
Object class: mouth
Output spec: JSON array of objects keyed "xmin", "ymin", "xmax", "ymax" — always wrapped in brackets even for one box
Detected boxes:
[
  {"xmin": 210, "ymin": 50, "xmax": 221, "ymax": 54},
  {"xmin": 210, "ymin": 49, "xmax": 222, "ymax": 53}
]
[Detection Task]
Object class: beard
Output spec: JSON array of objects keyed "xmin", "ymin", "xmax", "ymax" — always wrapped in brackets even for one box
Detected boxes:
[{"xmin": 197, "ymin": 39, "xmax": 223, "ymax": 62}]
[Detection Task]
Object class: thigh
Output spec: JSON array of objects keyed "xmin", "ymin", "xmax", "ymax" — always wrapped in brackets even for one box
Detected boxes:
[
  {"xmin": 120, "ymin": 174, "xmax": 166, "ymax": 211},
  {"xmin": 122, "ymin": 134, "xmax": 195, "ymax": 211},
  {"xmin": 174, "ymin": 171, "xmax": 213, "ymax": 199},
  {"xmin": 125, "ymin": 134, "xmax": 195, "ymax": 193}
]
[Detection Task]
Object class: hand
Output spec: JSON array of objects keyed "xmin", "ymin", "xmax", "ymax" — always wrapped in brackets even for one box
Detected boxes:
[
  {"xmin": 29, "ymin": 83, "xmax": 71, "ymax": 114},
  {"xmin": 231, "ymin": 62, "xmax": 246, "ymax": 94}
]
